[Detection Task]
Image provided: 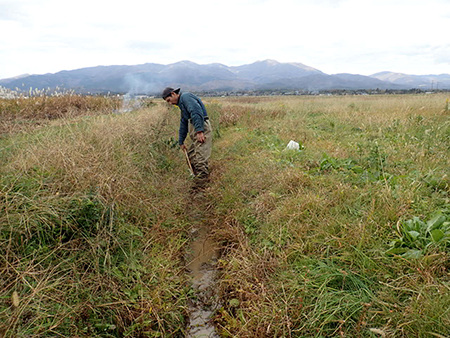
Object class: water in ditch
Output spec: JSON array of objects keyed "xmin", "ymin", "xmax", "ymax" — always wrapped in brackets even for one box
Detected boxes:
[{"xmin": 185, "ymin": 193, "xmax": 220, "ymax": 338}]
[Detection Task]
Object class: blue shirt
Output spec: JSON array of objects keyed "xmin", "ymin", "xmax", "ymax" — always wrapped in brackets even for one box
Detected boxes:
[{"xmin": 177, "ymin": 92, "xmax": 208, "ymax": 145}]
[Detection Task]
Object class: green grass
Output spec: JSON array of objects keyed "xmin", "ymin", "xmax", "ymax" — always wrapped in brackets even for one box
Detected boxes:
[
  {"xmin": 1, "ymin": 102, "xmax": 190, "ymax": 337},
  {"xmin": 1, "ymin": 93, "xmax": 449, "ymax": 337},
  {"xmin": 207, "ymin": 94, "xmax": 450, "ymax": 337}
]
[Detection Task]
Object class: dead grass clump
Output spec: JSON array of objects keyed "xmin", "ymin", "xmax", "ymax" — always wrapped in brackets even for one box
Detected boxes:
[
  {"xmin": 210, "ymin": 94, "xmax": 450, "ymax": 337},
  {"xmin": 222, "ymin": 96, "xmax": 273, "ymax": 104},
  {"xmin": 215, "ymin": 218, "xmax": 279, "ymax": 337},
  {"xmin": 0, "ymin": 95, "xmax": 121, "ymax": 134},
  {"xmin": 208, "ymin": 103, "xmax": 249, "ymax": 128},
  {"xmin": 4, "ymin": 105, "xmax": 169, "ymax": 201},
  {"xmin": 215, "ymin": 103, "xmax": 287, "ymax": 128},
  {"xmin": 1, "ymin": 103, "xmax": 190, "ymax": 336},
  {"xmin": 1, "ymin": 95, "xmax": 121, "ymax": 119}
]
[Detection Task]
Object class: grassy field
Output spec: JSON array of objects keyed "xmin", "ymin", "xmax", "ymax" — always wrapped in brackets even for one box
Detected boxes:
[{"xmin": 1, "ymin": 93, "xmax": 449, "ymax": 337}]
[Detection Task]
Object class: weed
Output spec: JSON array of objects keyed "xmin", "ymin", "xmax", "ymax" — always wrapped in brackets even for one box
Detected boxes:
[
  {"xmin": 210, "ymin": 93, "xmax": 450, "ymax": 337},
  {"xmin": 387, "ymin": 212, "xmax": 450, "ymax": 258},
  {"xmin": 2, "ymin": 93, "xmax": 450, "ymax": 337},
  {"xmin": 0, "ymin": 99, "xmax": 190, "ymax": 337}
]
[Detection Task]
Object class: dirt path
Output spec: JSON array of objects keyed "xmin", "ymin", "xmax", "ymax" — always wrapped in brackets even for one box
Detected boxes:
[{"xmin": 185, "ymin": 191, "xmax": 220, "ymax": 338}]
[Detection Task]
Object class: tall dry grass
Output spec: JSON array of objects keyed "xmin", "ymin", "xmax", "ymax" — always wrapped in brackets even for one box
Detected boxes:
[
  {"xmin": 0, "ymin": 95, "xmax": 122, "ymax": 134},
  {"xmin": 2, "ymin": 92, "xmax": 449, "ymax": 337},
  {"xmin": 1, "ymin": 100, "xmax": 191, "ymax": 337},
  {"xmin": 207, "ymin": 93, "xmax": 450, "ymax": 337}
]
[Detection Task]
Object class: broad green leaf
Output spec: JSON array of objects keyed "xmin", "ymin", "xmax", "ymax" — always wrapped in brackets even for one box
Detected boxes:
[
  {"xmin": 442, "ymin": 221, "xmax": 450, "ymax": 232},
  {"xmin": 406, "ymin": 230, "xmax": 421, "ymax": 241},
  {"xmin": 386, "ymin": 247, "xmax": 409, "ymax": 255},
  {"xmin": 412, "ymin": 217, "xmax": 426, "ymax": 230},
  {"xmin": 426, "ymin": 214, "xmax": 446, "ymax": 232},
  {"xmin": 389, "ymin": 239, "xmax": 404, "ymax": 247},
  {"xmin": 351, "ymin": 165, "xmax": 364, "ymax": 173},
  {"xmin": 404, "ymin": 217, "xmax": 425, "ymax": 232},
  {"xmin": 402, "ymin": 249, "xmax": 422, "ymax": 259},
  {"xmin": 430, "ymin": 229, "xmax": 445, "ymax": 242}
]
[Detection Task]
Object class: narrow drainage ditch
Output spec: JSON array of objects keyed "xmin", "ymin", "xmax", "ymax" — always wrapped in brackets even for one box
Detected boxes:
[{"xmin": 185, "ymin": 193, "xmax": 220, "ymax": 338}]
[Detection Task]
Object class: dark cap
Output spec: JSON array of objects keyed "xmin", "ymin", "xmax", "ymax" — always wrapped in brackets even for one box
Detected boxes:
[{"xmin": 162, "ymin": 87, "xmax": 180, "ymax": 99}]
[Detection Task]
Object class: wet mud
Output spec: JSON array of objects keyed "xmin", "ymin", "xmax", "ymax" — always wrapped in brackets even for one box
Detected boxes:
[{"xmin": 185, "ymin": 192, "xmax": 220, "ymax": 338}]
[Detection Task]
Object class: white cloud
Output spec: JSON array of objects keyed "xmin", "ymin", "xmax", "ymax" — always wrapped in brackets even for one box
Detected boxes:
[{"xmin": 1, "ymin": 0, "xmax": 450, "ymax": 78}]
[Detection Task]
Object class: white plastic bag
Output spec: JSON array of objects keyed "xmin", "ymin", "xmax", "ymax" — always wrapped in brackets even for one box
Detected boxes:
[{"xmin": 285, "ymin": 140, "xmax": 300, "ymax": 150}]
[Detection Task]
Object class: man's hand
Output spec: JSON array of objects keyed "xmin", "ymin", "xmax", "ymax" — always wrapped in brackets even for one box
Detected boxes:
[
  {"xmin": 180, "ymin": 144, "xmax": 187, "ymax": 151},
  {"xmin": 196, "ymin": 131, "xmax": 205, "ymax": 143}
]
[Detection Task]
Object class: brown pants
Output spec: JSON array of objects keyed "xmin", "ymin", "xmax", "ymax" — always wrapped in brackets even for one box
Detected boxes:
[{"xmin": 188, "ymin": 119, "xmax": 212, "ymax": 178}]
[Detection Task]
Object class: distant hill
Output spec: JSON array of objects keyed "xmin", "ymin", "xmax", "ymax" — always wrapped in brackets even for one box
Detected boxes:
[
  {"xmin": 370, "ymin": 72, "xmax": 450, "ymax": 90},
  {"xmin": 1, "ymin": 60, "xmax": 449, "ymax": 94}
]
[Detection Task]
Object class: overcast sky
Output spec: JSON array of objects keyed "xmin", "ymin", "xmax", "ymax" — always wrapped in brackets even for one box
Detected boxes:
[{"xmin": 1, "ymin": 0, "xmax": 450, "ymax": 80}]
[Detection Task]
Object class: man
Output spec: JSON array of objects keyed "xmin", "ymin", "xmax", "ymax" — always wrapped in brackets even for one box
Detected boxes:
[{"xmin": 162, "ymin": 87, "xmax": 212, "ymax": 183}]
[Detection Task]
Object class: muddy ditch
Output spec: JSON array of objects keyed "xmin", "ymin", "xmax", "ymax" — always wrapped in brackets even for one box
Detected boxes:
[{"xmin": 185, "ymin": 191, "xmax": 221, "ymax": 338}]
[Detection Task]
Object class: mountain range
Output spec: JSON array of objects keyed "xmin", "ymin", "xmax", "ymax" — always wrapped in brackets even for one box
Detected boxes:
[{"xmin": 1, "ymin": 59, "xmax": 450, "ymax": 95}]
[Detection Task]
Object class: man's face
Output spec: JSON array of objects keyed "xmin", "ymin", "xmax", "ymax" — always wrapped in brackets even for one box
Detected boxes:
[{"xmin": 165, "ymin": 92, "xmax": 179, "ymax": 105}]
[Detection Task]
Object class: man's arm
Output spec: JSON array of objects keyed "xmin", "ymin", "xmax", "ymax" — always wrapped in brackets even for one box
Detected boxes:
[
  {"xmin": 178, "ymin": 116, "xmax": 189, "ymax": 146},
  {"xmin": 183, "ymin": 94, "xmax": 205, "ymax": 133}
]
